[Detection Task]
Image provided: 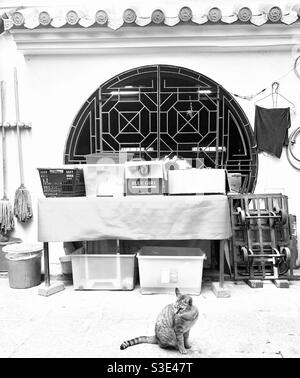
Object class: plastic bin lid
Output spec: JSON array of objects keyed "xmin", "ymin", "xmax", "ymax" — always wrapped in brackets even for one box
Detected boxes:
[
  {"xmin": 138, "ymin": 246, "xmax": 206, "ymax": 258},
  {"xmin": 0, "ymin": 236, "xmax": 22, "ymax": 246},
  {"xmin": 2, "ymin": 242, "xmax": 43, "ymax": 254}
]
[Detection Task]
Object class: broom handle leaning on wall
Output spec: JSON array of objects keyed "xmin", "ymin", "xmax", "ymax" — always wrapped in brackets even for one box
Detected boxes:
[
  {"xmin": 0, "ymin": 81, "xmax": 8, "ymax": 200},
  {"xmin": 13, "ymin": 68, "xmax": 25, "ymax": 187}
]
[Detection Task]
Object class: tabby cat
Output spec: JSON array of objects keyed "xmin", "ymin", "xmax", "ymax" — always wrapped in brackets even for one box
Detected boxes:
[{"xmin": 120, "ymin": 288, "xmax": 199, "ymax": 354}]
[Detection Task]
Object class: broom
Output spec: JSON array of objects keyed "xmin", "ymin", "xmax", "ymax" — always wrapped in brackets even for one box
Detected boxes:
[
  {"xmin": 0, "ymin": 81, "xmax": 14, "ymax": 237},
  {"xmin": 13, "ymin": 68, "xmax": 33, "ymax": 223}
]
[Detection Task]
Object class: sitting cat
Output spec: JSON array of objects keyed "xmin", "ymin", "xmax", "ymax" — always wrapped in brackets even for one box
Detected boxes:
[{"xmin": 120, "ymin": 287, "xmax": 198, "ymax": 354}]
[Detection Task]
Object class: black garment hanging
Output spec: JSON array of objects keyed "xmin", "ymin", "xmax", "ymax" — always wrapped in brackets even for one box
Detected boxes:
[{"xmin": 254, "ymin": 105, "xmax": 291, "ymax": 158}]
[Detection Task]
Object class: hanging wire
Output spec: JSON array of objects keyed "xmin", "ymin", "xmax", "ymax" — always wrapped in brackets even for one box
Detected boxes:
[
  {"xmin": 294, "ymin": 56, "xmax": 300, "ymax": 81},
  {"xmin": 231, "ymin": 88, "xmax": 267, "ymax": 101},
  {"xmin": 286, "ymin": 127, "xmax": 300, "ymax": 170},
  {"xmin": 231, "ymin": 55, "xmax": 300, "ymax": 101},
  {"xmin": 289, "ymin": 127, "xmax": 300, "ymax": 162}
]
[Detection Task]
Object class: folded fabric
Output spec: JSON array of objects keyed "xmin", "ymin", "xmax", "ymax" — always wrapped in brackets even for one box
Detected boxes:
[{"xmin": 254, "ymin": 105, "xmax": 291, "ymax": 158}]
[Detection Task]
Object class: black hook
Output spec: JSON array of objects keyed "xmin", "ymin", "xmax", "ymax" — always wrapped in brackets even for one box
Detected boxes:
[{"xmin": 272, "ymin": 82, "xmax": 279, "ymax": 93}]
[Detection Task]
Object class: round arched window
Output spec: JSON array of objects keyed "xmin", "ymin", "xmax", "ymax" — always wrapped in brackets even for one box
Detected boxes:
[{"xmin": 64, "ymin": 65, "xmax": 258, "ymax": 193}]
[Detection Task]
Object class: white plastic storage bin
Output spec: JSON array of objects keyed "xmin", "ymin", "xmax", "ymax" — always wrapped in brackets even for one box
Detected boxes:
[
  {"xmin": 71, "ymin": 254, "xmax": 136, "ymax": 290},
  {"xmin": 82, "ymin": 164, "xmax": 125, "ymax": 197},
  {"xmin": 137, "ymin": 247, "xmax": 206, "ymax": 295}
]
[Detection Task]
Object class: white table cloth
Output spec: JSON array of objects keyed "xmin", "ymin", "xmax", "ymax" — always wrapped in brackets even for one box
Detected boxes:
[{"xmin": 38, "ymin": 195, "xmax": 232, "ymax": 242}]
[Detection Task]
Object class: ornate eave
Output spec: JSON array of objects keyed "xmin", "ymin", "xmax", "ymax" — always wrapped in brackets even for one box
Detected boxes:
[
  {"xmin": 7, "ymin": 23, "xmax": 300, "ymax": 55},
  {"xmin": 2, "ymin": 3, "xmax": 300, "ymax": 55},
  {"xmin": 2, "ymin": 3, "xmax": 300, "ymax": 32}
]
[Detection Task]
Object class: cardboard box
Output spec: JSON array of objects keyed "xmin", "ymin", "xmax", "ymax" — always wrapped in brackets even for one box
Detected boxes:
[
  {"xmin": 125, "ymin": 161, "xmax": 166, "ymax": 195},
  {"xmin": 168, "ymin": 168, "xmax": 228, "ymax": 195}
]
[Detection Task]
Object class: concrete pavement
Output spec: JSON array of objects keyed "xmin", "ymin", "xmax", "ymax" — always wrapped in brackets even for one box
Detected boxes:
[{"xmin": 0, "ymin": 275, "xmax": 300, "ymax": 358}]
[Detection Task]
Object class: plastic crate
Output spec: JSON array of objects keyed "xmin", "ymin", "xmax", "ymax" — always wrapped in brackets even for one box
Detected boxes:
[
  {"xmin": 137, "ymin": 247, "xmax": 206, "ymax": 295},
  {"xmin": 71, "ymin": 254, "xmax": 136, "ymax": 290},
  {"xmin": 38, "ymin": 168, "xmax": 86, "ymax": 197}
]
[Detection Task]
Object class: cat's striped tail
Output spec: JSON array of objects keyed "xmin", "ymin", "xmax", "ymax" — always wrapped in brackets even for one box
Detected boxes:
[{"xmin": 120, "ymin": 336, "xmax": 157, "ymax": 350}]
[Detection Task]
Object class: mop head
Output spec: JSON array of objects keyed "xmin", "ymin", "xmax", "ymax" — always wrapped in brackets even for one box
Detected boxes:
[
  {"xmin": 14, "ymin": 185, "xmax": 33, "ymax": 222},
  {"xmin": 0, "ymin": 199, "xmax": 15, "ymax": 234}
]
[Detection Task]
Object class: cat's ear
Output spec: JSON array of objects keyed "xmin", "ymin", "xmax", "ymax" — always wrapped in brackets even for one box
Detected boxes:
[{"xmin": 175, "ymin": 288, "xmax": 181, "ymax": 298}]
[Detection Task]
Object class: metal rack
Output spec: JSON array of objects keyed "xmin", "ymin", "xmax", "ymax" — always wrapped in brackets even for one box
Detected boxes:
[{"xmin": 228, "ymin": 194, "xmax": 293, "ymax": 282}]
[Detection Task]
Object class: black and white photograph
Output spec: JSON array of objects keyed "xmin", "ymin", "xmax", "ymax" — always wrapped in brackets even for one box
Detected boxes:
[{"xmin": 0, "ymin": 0, "xmax": 300, "ymax": 364}]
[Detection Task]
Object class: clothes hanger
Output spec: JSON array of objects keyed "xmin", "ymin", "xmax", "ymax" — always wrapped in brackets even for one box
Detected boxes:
[{"xmin": 255, "ymin": 82, "xmax": 296, "ymax": 112}]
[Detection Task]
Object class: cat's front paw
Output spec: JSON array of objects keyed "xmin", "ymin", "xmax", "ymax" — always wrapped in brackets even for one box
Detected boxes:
[{"xmin": 179, "ymin": 348, "xmax": 187, "ymax": 354}]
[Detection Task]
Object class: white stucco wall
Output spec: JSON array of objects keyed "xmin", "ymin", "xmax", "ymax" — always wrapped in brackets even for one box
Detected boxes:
[{"xmin": 0, "ymin": 21, "xmax": 300, "ymax": 263}]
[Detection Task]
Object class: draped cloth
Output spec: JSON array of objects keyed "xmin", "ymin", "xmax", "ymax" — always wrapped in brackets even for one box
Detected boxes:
[
  {"xmin": 254, "ymin": 105, "xmax": 291, "ymax": 158},
  {"xmin": 38, "ymin": 195, "xmax": 232, "ymax": 242}
]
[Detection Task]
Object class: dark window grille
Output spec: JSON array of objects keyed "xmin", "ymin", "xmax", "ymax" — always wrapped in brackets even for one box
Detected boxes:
[{"xmin": 64, "ymin": 64, "xmax": 258, "ymax": 193}]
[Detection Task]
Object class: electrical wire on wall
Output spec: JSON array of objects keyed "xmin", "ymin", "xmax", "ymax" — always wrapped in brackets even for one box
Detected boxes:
[
  {"xmin": 231, "ymin": 55, "xmax": 300, "ymax": 102},
  {"xmin": 229, "ymin": 55, "xmax": 300, "ymax": 171},
  {"xmin": 294, "ymin": 56, "xmax": 300, "ymax": 81},
  {"xmin": 286, "ymin": 127, "xmax": 300, "ymax": 170}
]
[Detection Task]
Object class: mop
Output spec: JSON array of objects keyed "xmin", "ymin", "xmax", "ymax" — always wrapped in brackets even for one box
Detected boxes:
[
  {"xmin": 13, "ymin": 68, "xmax": 33, "ymax": 223},
  {"xmin": 0, "ymin": 81, "xmax": 14, "ymax": 238}
]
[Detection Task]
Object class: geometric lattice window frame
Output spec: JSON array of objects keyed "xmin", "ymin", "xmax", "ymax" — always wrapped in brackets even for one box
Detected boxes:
[{"xmin": 64, "ymin": 64, "xmax": 258, "ymax": 193}]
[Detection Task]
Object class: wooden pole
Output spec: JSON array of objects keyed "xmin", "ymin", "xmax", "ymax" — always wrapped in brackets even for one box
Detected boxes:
[
  {"xmin": 0, "ymin": 81, "xmax": 8, "ymax": 200},
  {"xmin": 13, "ymin": 68, "xmax": 25, "ymax": 186},
  {"xmin": 43, "ymin": 242, "xmax": 50, "ymax": 287},
  {"xmin": 219, "ymin": 239, "xmax": 225, "ymax": 289}
]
